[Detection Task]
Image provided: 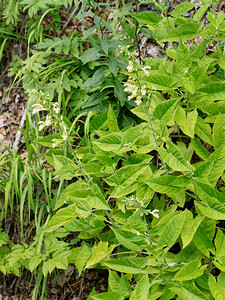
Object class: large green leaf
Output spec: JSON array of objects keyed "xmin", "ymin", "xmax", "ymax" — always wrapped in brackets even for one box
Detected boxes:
[
  {"xmin": 93, "ymin": 133, "xmax": 122, "ymax": 152},
  {"xmin": 108, "ymin": 271, "xmax": 132, "ymax": 298},
  {"xmin": 195, "ymin": 116, "xmax": 213, "ymax": 145},
  {"xmin": 46, "ymin": 203, "xmax": 78, "ymax": 232},
  {"xmin": 213, "ymin": 114, "xmax": 225, "ymax": 149},
  {"xmin": 153, "ymin": 98, "xmax": 179, "ymax": 123},
  {"xmin": 197, "ymin": 83, "xmax": 225, "ymax": 101},
  {"xmin": 193, "ymin": 227, "xmax": 215, "ymax": 256},
  {"xmin": 162, "ymin": 22, "xmax": 203, "ymax": 42},
  {"xmin": 142, "ymin": 72, "xmax": 178, "ymax": 90},
  {"xmin": 130, "ymin": 274, "xmax": 150, "ymax": 300},
  {"xmin": 170, "ymin": 2, "xmax": 196, "ymax": 18},
  {"xmin": 195, "ymin": 182, "xmax": 225, "ymax": 220},
  {"xmin": 132, "ymin": 11, "xmax": 163, "ymax": 26},
  {"xmin": 107, "ymin": 104, "xmax": 119, "ymax": 133},
  {"xmin": 191, "ymin": 138, "xmax": 210, "ymax": 161},
  {"xmin": 170, "ymin": 281, "xmax": 208, "ymax": 300},
  {"xmin": 208, "ymin": 273, "xmax": 225, "ymax": 300},
  {"xmin": 145, "ymin": 175, "xmax": 191, "ymax": 194},
  {"xmin": 158, "ymin": 141, "xmax": 193, "ymax": 172},
  {"xmin": 111, "ymin": 227, "xmax": 148, "ymax": 251},
  {"xmin": 177, "ymin": 42, "xmax": 192, "ymax": 72},
  {"xmin": 175, "ymin": 107, "xmax": 198, "ymax": 138},
  {"xmin": 173, "ymin": 260, "xmax": 206, "ymax": 281},
  {"xmin": 181, "ymin": 210, "xmax": 204, "ymax": 248},
  {"xmin": 158, "ymin": 211, "xmax": 186, "ymax": 250},
  {"xmin": 86, "ymin": 242, "xmax": 115, "ymax": 269},
  {"xmin": 102, "ymin": 257, "xmax": 148, "ymax": 274},
  {"xmin": 215, "ymin": 229, "xmax": 225, "ymax": 260}
]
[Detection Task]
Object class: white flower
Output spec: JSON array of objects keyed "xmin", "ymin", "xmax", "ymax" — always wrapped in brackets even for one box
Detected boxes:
[
  {"xmin": 52, "ymin": 139, "xmax": 62, "ymax": 148},
  {"xmin": 53, "ymin": 103, "xmax": 60, "ymax": 114},
  {"xmin": 135, "ymin": 96, "xmax": 142, "ymax": 106},
  {"xmin": 45, "ymin": 115, "xmax": 51, "ymax": 126},
  {"xmin": 62, "ymin": 125, "xmax": 68, "ymax": 141},
  {"xmin": 142, "ymin": 66, "xmax": 151, "ymax": 76},
  {"xmin": 127, "ymin": 61, "xmax": 134, "ymax": 72},
  {"xmin": 32, "ymin": 104, "xmax": 46, "ymax": 114},
  {"xmin": 141, "ymin": 85, "xmax": 146, "ymax": 96},
  {"xmin": 150, "ymin": 209, "xmax": 159, "ymax": 218},
  {"xmin": 38, "ymin": 121, "xmax": 46, "ymax": 131}
]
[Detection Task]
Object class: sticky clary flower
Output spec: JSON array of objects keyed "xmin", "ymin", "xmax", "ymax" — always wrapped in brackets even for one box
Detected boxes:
[
  {"xmin": 127, "ymin": 61, "xmax": 134, "ymax": 72},
  {"xmin": 141, "ymin": 66, "xmax": 151, "ymax": 76},
  {"xmin": 52, "ymin": 139, "xmax": 62, "ymax": 148},
  {"xmin": 53, "ymin": 103, "xmax": 60, "ymax": 114},
  {"xmin": 45, "ymin": 115, "xmax": 51, "ymax": 126},
  {"xmin": 125, "ymin": 83, "xmax": 138, "ymax": 100},
  {"xmin": 32, "ymin": 103, "xmax": 46, "ymax": 114},
  {"xmin": 150, "ymin": 209, "xmax": 159, "ymax": 218},
  {"xmin": 62, "ymin": 125, "xmax": 68, "ymax": 141},
  {"xmin": 38, "ymin": 121, "xmax": 46, "ymax": 131},
  {"xmin": 135, "ymin": 96, "xmax": 142, "ymax": 106},
  {"xmin": 141, "ymin": 85, "xmax": 146, "ymax": 96}
]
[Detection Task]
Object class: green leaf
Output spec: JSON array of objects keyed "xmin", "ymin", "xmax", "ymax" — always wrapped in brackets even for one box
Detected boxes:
[
  {"xmin": 105, "ymin": 164, "xmax": 148, "ymax": 197},
  {"xmin": 108, "ymin": 56, "xmax": 118, "ymax": 77},
  {"xmin": 80, "ymin": 48, "xmax": 103, "ymax": 64},
  {"xmin": 170, "ymin": 281, "xmax": 208, "ymax": 300},
  {"xmin": 46, "ymin": 203, "xmax": 78, "ymax": 232},
  {"xmin": 208, "ymin": 273, "xmax": 225, "ymax": 300},
  {"xmin": 153, "ymin": 98, "xmax": 179, "ymax": 123},
  {"xmin": 38, "ymin": 134, "xmax": 62, "ymax": 147},
  {"xmin": 162, "ymin": 22, "xmax": 203, "ymax": 42},
  {"xmin": 191, "ymin": 138, "xmax": 210, "ymax": 161},
  {"xmin": 175, "ymin": 107, "xmax": 198, "ymax": 138},
  {"xmin": 86, "ymin": 242, "xmax": 115, "ymax": 269},
  {"xmin": 102, "ymin": 257, "xmax": 148, "ymax": 274},
  {"xmin": 195, "ymin": 116, "xmax": 213, "ymax": 145},
  {"xmin": 158, "ymin": 211, "xmax": 186, "ymax": 250},
  {"xmin": 91, "ymin": 292, "xmax": 124, "ymax": 300},
  {"xmin": 158, "ymin": 140, "xmax": 193, "ymax": 172},
  {"xmin": 29, "ymin": 255, "xmax": 43, "ymax": 272},
  {"xmin": 195, "ymin": 182, "xmax": 225, "ymax": 220},
  {"xmin": 197, "ymin": 83, "xmax": 225, "ymax": 101},
  {"xmin": 193, "ymin": 227, "xmax": 215, "ymax": 256},
  {"xmin": 130, "ymin": 275, "xmax": 150, "ymax": 300},
  {"xmin": 173, "ymin": 260, "xmax": 206, "ymax": 281},
  {"xmin": 69, "ymin": 244, "xmax": 92, "ymax": 275},
  {"xmin": 82, "ymin": 67, "xmax": 106, "ymax": 90},
  {"xmin": 108, "ymin": 271, "xmax": 132, "ymax": 298},
  {"xmin": 170, "ymin": 2, "xmax": 196, "ymax": 17},
  {"xmin": 142, "ymin": 72, "xmax": 178, "ymax": 90},
  {"xmin": 177, "ymin": 42, "xmax": 192, "ymax": 71},
  {"xmin": 132, "ymin": 11, "xmax": 163, "ymax": 26},
  {"xmin": 145, "ymin": 175, "xmax": 191, "ymax": 194},
  {"xmin": 213, "ymin": 114, "xmax": 225, "ymax": 149},
  {"xmin": 215, "ymin": 229, "xmax": 225, "ymax": 260},
  {"xmin": 93, "ymin": 132, "xmax": 122, "ymax": 152},
  {"xmin": 181, "ymin": 210, "xmax": 204, "ymax": 248},
  {"xmin": 111, "ymin": 227, "xmax": 148, "ymax": 251},
  {"xmin": 204, "ymin": 145, "xmax": 225, "ymax": 186}
]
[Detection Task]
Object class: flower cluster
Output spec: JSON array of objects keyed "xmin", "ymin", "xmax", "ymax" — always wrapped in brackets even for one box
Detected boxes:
[
  {"xmin": 27, "ymin": 90, "xmax": 68, "ymax": 148},
  {"xmin": 122, "ymin": 195, "xmax": 159, "ymax": 218}
]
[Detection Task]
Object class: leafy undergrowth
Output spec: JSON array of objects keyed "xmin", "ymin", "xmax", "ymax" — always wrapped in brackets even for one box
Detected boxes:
[{"xmin": 1, "ymin": 0, "xmax": 225, "ymax": 299}]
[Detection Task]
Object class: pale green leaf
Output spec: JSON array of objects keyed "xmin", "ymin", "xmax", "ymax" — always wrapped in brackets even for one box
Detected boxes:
[
  {"xmin": 107, "ymin": 104, "xmax": 119, "ymax": 133},
  {"xmin": 142, "ymin": 72, "xmax": 178, "ymax": 90},
  {"xmin": 158, "ymin": 211, "xmax": 185, "ymax": 250},
  {"xmin": 86, "ymin": 242, "xmax": 115, "ymax": 269},
  {"xmin": 46, "ymin": 203, "xmax": 78, "ymax": 232},
  {"xmin": 145, "ymin": 175, "xmax": 191, "ymax": 194},
  {"xmin": 213, "ymin": 114, "xmax": 225, "ymax": 149},
  {"xmin": 93, "ymin": 133, "xmax": 122, "ymax": 152},
  {"xmin": 193, "ymin": 227, "xmax": 215, "ymax": 256},
  {"xmin": 181, "ymin": 210, "xmax": 204, "ymax": 248},
  {"xmin": 69, "ymin": 244, "xmax": 92, "ymax": 275},
  {"xmin": 102, "ymin": 257, "xmax": 148, "ymax": 274},
  {"xmin": 153, "ymin": 98, "xmax": 179, "ymax": 123},
  {"xmin": 205, "ymin": 145, "xmax": 225, "ymax": 186},
  {"xmin": 130, "ymin": 275, "xmax": 150, "ymax": 300},
  {"xmin": 170, "ymin": 2, "xmax": 196, "ymax": 17},
  {"xmin": 208, "ymin": 273, "xmax": 225, "ymax": 300},
  {"xmin": 175, "ymin": 106, "xmax": 198, "ymax": 138},
  {"xmin": 197, "ymin": 83, "xmax": 225, "ymax": 101},
  {"xmin": 195, "ymin": 182, "xmax": 225, "ymax": 220},
  {"xmin": 173, "ymin": 260, "xmax": 206, "ymax": 281},
  {"xmin": 177, "ymin": 42, "xmax": 192, "ymax": 71},
  {"xmin": 132, "ymin": 11, "xmax": 163, "ymax": 26},
  {"xmin": 215, "ymin": 229, "xmax": 225, "ymax": 259},
  {"xmin": 158, "ymin": 140, "xmax": 193, "ymax": 172},
  {"xmin": 162, "ymin": 22, "xmax": 203, "ymax": 42},
  {"xmin": 195, "ymin": 116, "xmax": 213, "ymax": 145},
  {"xmin": 108, "ymin": 271, "xmax": 132, "ymax": 298},
  {"xmin": 191, "ymin": 138, "xmax": 210, "ymax": 161},
  {"xmin": 170, "ymin": 281, "xmax": 207, "ymax": 300}
]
